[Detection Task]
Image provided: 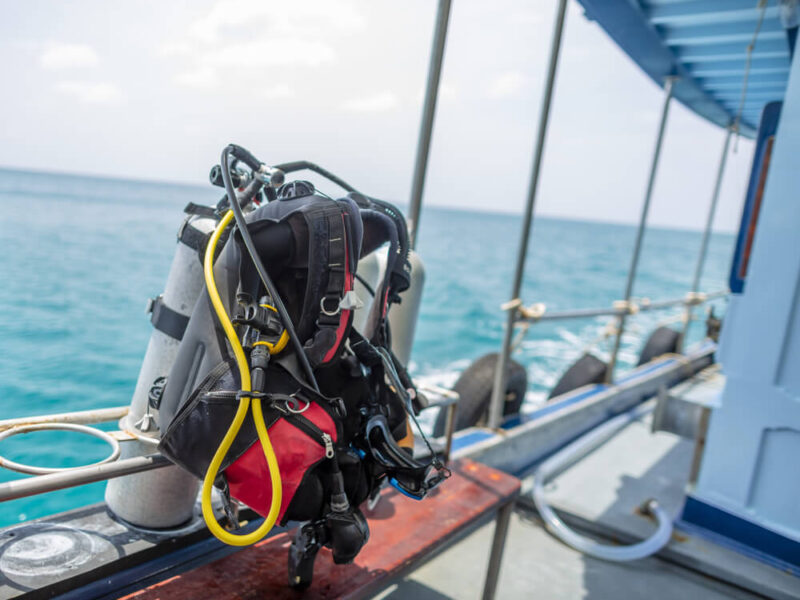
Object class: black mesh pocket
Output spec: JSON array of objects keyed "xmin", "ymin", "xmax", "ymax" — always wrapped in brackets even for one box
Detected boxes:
[{"xmin": 158, "ymin": 360, "xmax": 273, "ymax": 479}]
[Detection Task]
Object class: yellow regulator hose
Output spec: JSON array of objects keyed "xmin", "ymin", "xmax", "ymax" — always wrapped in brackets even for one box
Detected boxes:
[{"xmin": 200, "ymin": 209, "xmax": 283, "ymax": 545}]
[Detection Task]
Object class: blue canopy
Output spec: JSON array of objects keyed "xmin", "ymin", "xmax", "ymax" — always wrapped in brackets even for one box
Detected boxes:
[{"xmin": 575, "ymin": 0, "xmax": 794, "ymax": 138}]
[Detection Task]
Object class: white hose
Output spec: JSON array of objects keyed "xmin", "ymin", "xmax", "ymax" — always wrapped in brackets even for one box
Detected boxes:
[{"xmin": 531, "ymin": 402, "xmax": 674, "ymax": 561}]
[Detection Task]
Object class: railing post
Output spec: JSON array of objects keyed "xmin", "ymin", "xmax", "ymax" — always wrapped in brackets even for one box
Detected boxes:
[
  {"xmin": 606, "ymin": 77, "xmax": 676, "ymax": 383},
  {"xmin": 679, "ymin": 126, "xmax": 732, "ymax": 350},
  {"xmin": 408, "ymin": 0, "xmax": 452, "ymax": 249},
  {"xmin": 488, "ymin": 0, "xmax": 568, "ymax": 429}
]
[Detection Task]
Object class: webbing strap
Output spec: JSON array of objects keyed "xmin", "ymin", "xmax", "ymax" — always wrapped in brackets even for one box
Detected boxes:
[
  {"xmin": 147, "ymin": 295, "xmax": 190, "ymax": 341},
  {"xmin": 320, "ymin": 211, "xmax": 346, "ymax": 327},
  {"xmin": 183, "ymin": 202, "xmax": 217, "ymax": 219},
  {"xmin": 303, "ymin": 205, "xmax": 351, "ymax": 366},
  {"xmin": 179, "ymin": 220, "xmax": 211, "ymax": 253}
]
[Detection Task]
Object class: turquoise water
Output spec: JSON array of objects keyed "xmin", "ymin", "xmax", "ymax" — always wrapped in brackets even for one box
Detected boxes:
[{"xmin": 0, "ymin": 168, "xmax": 734, "ymax": 526}]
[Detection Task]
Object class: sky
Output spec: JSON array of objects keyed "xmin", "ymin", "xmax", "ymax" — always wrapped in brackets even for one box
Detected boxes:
[{"xmin": 0, "ymin": 0, "xmax": 756, "ymax": 231}]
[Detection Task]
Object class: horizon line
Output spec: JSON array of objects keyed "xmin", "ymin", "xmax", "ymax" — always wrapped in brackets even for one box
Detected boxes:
[{"xmin": 0, "ymin": 163, "xmax": 737, "ymax": 235}]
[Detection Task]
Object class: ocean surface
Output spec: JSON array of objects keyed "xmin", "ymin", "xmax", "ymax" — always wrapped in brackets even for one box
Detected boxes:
[{"xmin": 0, "ymin": 168, "xmax": 734, "ymax": 527}]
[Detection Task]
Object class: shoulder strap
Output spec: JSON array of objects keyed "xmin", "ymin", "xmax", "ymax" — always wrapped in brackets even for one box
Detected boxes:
[{"xmin": 302, "ymin": 200, "xmax": 360, "ymax": 367}]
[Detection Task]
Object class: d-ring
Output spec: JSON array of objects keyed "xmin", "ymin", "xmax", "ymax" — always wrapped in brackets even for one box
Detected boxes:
[
  {"xmin": 320, "ymin": 296, "xmax": 341, "ymax": 317},
  {"xmin": 286, "ymin": 396, "xmax": 310, "ymax": 414}
]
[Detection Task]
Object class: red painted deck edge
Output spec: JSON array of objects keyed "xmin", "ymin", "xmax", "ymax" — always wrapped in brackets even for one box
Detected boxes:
[{"xmin": 121, "ymin": 459, "xmax": 520, "ymax": 600}]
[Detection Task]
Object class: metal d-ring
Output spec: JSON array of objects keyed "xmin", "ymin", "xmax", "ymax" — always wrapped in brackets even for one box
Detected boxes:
[
  {"xmin": 285, "ymin": 395, "xmax": 310, "ymax": 414},
  {"xmin": 0, "ymin": 423, "xmax": 121, "ymax": 475},
  {"xmin": 320, "ymin": 296, "xmax": 341, "ymax": 317}
]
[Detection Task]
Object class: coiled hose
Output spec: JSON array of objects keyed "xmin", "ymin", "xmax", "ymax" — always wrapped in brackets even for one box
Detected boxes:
[
  {"xmin": 199, "ymin": 209, "xmax": 283, "ymax": 546},
  {"xmin": 531, "ymin": 402, "xmax": 674, "ymax": 561}
]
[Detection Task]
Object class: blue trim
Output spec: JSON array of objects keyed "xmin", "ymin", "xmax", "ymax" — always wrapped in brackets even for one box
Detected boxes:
[
  {"xmin": 729, "ymin": 101, "xmax": 782, "ymax": 294},
  {"xmin": 458, "ymin": 344, "xmax": 716, "ymax": 453},
  {"xmin": 681, "ymin": 495, "xmax": 800, "ymax": 572},
  {"xmin": 615, "ymin": 358, "xmax": 672, "ymax": 383},
  {"xmin": 508, "ymin": 385, "xmax": 607, "ymax": 428},
  {"xmin": 449, "ymin": 430, "xmax": 497, "ymax": 452},
  {"xmin": 573, "ymin": 0, "xmax": 792, "ymax": 136},
  {"xmin": 388, "ymin": 478, "xmax": 423, "ymax": 501},
  {"xmin": 501, "ymin": 354, "xmax": 694, "ymax": 430}
]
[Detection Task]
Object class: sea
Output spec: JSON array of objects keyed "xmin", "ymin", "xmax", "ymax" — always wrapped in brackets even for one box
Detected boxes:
[{"xmin": 0, "ymin": 168, "xmax": 734, "ymax": 527}]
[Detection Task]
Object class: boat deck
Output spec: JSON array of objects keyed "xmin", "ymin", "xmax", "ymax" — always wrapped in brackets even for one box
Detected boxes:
[
  {"xmin": 378, "ymin": 409, "xmax": 799, "ymax": 600},
  {"xmin": 382, "ymin": 510, "xmax": 756, "ymax": 600}
]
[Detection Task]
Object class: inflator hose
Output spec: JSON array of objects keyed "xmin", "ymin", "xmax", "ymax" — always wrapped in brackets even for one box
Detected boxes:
[
  {"xmin": 199, "ymin": 209, "xmax": 283, "ymax": 546},
  {"xmin": 221, "ymin": 146, "xmax": 320, "ymax": 393},
  {"xmin": 274, "ymin": 160, "xmax": 357, "ymax": 193}
]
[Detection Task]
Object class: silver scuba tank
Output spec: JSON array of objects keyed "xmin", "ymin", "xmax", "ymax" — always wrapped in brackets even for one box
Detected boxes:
[
  {"xmin": 388, "ymin": 250, "xmax": 425, "ymax": 366},
  {"xmin": 353, "ymin": 250, "xmax": 425, "ymax": 366},
  {"xmin": 105, "ymin": 212, "xmax": 215, "ymax": 529}
]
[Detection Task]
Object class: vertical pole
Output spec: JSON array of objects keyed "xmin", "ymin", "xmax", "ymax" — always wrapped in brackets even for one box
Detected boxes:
[
  {"xmin": 606, "ymin": 77, "xmax": 676, "ymax": 382},
  {"xmin": 481, "ymin": 501, "xmax": 515, "ymax": 600},
  {"xmin": 679, "ymin": 126, "xmax": 732, "ymax": 350},
  {"xmin": 443, "ymin": 401, "xmax": 458, "ymax": 465},
  {"xmin": 408, "ymin": 0, "xmax": 452, "ymax": 249},
  {"xmin": 488, "ymin": 0, "xmax": 568, "ymax": 429}
]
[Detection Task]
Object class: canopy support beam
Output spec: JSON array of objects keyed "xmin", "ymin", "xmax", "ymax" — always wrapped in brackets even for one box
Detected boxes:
[
  {"xmin": 680, "ymin": 125, "xmax": 733, "ymax": 350},
  {"xmin": 488, "ymin": 0, "xmax": 568, "ymax": 429},
  {"xmin": 607, "ymin": 77, "xmax": 676, "ymax": 382},
  {"xmin": 408, "ymin": 0, "xmax": 452, "ymax": 249}
]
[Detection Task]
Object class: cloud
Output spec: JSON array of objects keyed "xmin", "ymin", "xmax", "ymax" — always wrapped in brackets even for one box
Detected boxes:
[
  {"xmin": 416, "ymin": 81, "xmax": 458, "ymax": 103},
  {"xmin": 41, "ymin": 43, "xmax": 99, "ymax": 69},
  {"xmin": 175, "ymin": 67, "xmax": 218, "ymax": 89},
  {"xmin": 439, "ymin": 82, "xmax": 458, "ymax": 101},
  {"xmin": 160, "ymin": 41, "xmax": 194, "ymax": 58},
  {"xmin": 187, "ymin": 0, "xmax": 366, "ymax": 43},
  {"xmin": 486, "ymin": 71, "xmax": 527, "ymax": 99},
  {"xmin": 509, "ymin": 8, "xmax": 544, "ymax": 26},
  {"xmin": 342, "ymin": 91, "xmax": 399, "ymax": 113},
  {"xmin": 54, "ymin": 81, "xmax": 122, "ymax": 104},
  {"xmin": 261, "ymin": 83, "xmax": 294, "ymax": 99},
  {"xmin": 208, "ymin": 39, "xmax": 335, "ymax": 68},
  {"xmin": 161, "ymin": 0, "xmax": 365, "ymax": 93}
]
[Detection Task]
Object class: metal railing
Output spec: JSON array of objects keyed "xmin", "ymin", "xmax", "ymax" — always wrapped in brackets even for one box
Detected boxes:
[
  {"xmin": 0, "ymin": 387, "xmax": 459, "ymax": 505},
  {"xmin": 513, "ymin": 289, "xmax": 728, "ymax": 323},
  {"xmin": 481, "ymin": 8, "xmax": 735, "ymax": 425},
  {"xmin": 0, "ymin": 407, "xmax": 169, "ymax": 503}
]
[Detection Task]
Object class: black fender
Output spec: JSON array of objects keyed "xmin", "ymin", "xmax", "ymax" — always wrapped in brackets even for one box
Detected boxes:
[
  {"xmin": 637, "ymin": 326, "xmax": 681, "ymax": 366},
  {"xmin": 548, "ymin": 353, "xmax": 608, "ymax": 400},
  {"xmin": 433, "ymin": 353, "xmax": 527, "ymax": 435}
]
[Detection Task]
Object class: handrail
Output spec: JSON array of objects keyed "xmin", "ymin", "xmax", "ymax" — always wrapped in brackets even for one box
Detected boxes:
[
  {"xmin": 0, "ymin": 390, "xmax": 461, "ymax": 505},
  {"xmin": 0, "ymin": 454, "xmax": 170, "ymax": 503},
  {"xmin": 514, "ymin": 289, "xmax": 728, "ymax": 323},
  {"xmin": 0, "ymin": 406, "xmax": 129, "ymax": 433}
]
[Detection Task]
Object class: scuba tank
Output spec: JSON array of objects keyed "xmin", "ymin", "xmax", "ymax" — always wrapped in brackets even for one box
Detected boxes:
[
  {"xmin": 105, "ymin": 209, "xmax": 216, "ymax": 529},
  {"xmin": 355, "ymin": 251, "xmax": 426, "ymax": 367},
  {"xmin": 153, "ymin": 144, "xmax": 449, "ymax": 588}
]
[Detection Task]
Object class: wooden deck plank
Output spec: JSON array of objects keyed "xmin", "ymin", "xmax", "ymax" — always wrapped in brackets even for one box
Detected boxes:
[{"xmin": 121, "ymin": 459, "xmax": 519, "ymax": 600}]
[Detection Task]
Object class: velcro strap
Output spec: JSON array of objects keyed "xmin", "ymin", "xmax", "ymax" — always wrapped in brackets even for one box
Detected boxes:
[
  {"xmin": 349, "ymin": 329, "xmax": 382, "ymax": 367},
  {"xmin": 147, "ymin": 295, "xmax": 190, "ymax": 341},
  {"xmin": 178, "ymin": 220, "xmax": 211, "ymax": 253},
  {"xmin": 183, "ymin": 202, "xmax": 217, "ymax": 218}
]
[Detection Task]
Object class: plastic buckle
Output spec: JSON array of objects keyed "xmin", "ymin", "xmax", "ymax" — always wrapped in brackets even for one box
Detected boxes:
[{"xmin": 329, "ymin": 396, "xmax": 347, "ymax": 418}]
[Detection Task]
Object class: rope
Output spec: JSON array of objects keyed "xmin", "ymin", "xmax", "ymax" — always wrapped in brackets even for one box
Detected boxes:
[{"xmin": 733, "ymin": 0, "xmax": 769, "ymax": 151}]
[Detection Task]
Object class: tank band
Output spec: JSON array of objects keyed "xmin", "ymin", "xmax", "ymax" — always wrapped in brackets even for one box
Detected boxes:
[{"xmin": 147, "ymin": 294, "xmax": 190, "ymax": 341}]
